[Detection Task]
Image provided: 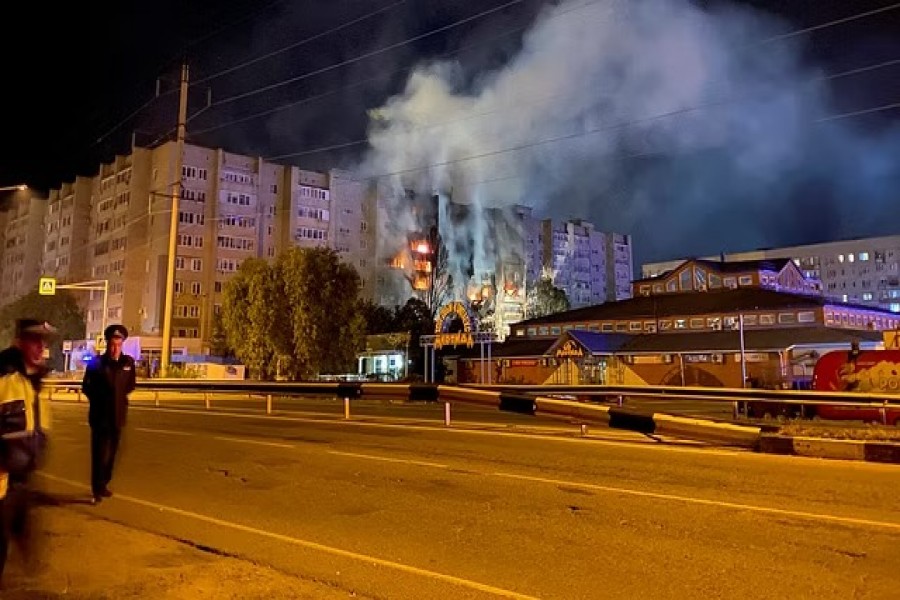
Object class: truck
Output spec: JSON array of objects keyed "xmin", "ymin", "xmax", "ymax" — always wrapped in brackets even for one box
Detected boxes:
[{"xmin": 810, "ymin": 348, "xmax": 900, "ymax": 425}]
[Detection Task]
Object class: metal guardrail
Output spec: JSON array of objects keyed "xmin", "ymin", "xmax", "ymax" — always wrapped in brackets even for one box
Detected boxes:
[{"xmin": 43, "ymin": 378, "xmax": 899, "ymax": 444}]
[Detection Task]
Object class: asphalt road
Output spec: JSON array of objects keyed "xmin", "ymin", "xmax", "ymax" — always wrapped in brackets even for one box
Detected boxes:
[{"xmin": 38, "ymin": 401, "xmax": 900, "ymax": 599}]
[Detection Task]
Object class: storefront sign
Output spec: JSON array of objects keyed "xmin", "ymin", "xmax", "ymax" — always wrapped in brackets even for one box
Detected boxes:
[
  {"xmin": 434, "ymin": 301, "xmax": 475, "ymax": 349},
  {"xmin": 555, "ymin": 340, "xmax": 584, "ymax": 358},
  {"xmin": 510, "ymin": 358, "xmax": 540, "ymax": 367}
]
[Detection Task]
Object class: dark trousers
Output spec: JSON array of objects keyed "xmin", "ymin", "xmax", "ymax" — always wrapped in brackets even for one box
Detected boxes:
[
  {"xmin": 91, "ymin": 426, "xmax": 121, "ymax": 496},
  {"xmin": 0, "ymin": 480, "xmax": 31, "ymax": 580}
]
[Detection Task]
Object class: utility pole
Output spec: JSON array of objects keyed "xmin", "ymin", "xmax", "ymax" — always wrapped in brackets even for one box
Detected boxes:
[{"xmin": 161, "ymin": 63, "xmax": 189, "ymax": 375}]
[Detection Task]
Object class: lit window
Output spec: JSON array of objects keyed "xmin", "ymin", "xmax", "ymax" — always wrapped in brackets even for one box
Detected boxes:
[
  {"xmin": 859, "ymin": 252, "xmax": 869, "ymax": 261},
  {"xmin": 862, "ymin": 292, "xmax": 874, "ymax": 301},
  {"xmin": 848, "ymin": 254, "xmax": 855, "ymax": 263},
  {"xmin": 838, "ymin": 254, "xmax": 845, "ymax": 263},
  {"xmin": 891, "ymin": 304, "xmax": 900, "ymax": 314}
]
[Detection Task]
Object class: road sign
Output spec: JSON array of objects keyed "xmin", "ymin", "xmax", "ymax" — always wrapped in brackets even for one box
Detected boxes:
[
  {"xmin": 62, "ymin": 340, "xmax": 72, "ymax": 352},
  {"xmin": 38, "ymin": 277, "xmax": 56, "ymax": 295}
]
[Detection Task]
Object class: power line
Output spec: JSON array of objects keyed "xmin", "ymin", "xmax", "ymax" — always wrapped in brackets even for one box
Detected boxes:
[
  {"xmin": 191, "ymin": 0, "xmax": 900, "ymax": 151},
  {"xmin": 816, "ymin": 100, "xmax": 900, "ymax": 122},
  {"xmin": 263, "ymin": 55, "xmax": 900, "ymax": 162},
  {"xmin": 758, "ymin": 2, "xmax": 900, "ymax": 44},
  {"xmin": 204, "ymin": 0, "xmax": 529, "ymax": 110},
  {"xmin": 186, "ymin": 11, "xmax": 535, "ymax": 136},
  {"xmin": 192, "ymin": 0, "xmax": 407, "ymax": 86},
  {"xmin": 350, "ymin": 94, "xmax": 900, "ymax": 183}
]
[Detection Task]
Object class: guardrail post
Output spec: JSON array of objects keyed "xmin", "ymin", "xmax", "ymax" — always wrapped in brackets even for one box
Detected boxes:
[
  {"xmin": 77, "ymin": 390, "xmax": 82, "ymax": 403},
  {"xmin": 617, "ymin": 394, "xmax": 623, "ymax": 408},
  {"xmin": 344, "ymin": 396, "xmax": 350, "ymax": 420},
  {"xmin": 580, "ymin": 423, "xmax": 588, "ymax": 436},
  {"xmin": 732, "ymin": 400, "xmax": 739, "ymax": 420},
  {"xmin": 204, "ymin": 393, "xmax": 210, "ymax": 410},
  {"xmin": 444, "ymin": 401, "xmax": 451, "ymax": 427},
  {"xmin": 154, "ymin": 391, "xmax": 160, "ymax": 407},
  {"xmin": 266, "ymin": 394, "xmax": 273, "ymax": 415}
]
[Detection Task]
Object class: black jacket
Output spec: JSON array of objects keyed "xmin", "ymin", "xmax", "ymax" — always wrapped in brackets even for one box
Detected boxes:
[{"xmin": 82, "ymin": 353, "xmax": 136, "ymax": 429}]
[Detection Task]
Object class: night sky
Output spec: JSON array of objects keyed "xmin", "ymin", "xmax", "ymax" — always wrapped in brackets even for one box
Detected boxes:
[{"xmin": 2, "ymin": 0, "xmax": 898, "ymax": 267}]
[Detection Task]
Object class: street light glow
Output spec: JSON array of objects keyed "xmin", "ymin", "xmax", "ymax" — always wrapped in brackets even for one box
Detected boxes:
[{"xmin": 0, "ymin": 183, "xmax": 28, "ymax": 192}]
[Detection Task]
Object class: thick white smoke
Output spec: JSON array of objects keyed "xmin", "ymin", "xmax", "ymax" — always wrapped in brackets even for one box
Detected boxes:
[{"xmin": 361, "ymin": 0, "xmax": 900, "ymax": 292}]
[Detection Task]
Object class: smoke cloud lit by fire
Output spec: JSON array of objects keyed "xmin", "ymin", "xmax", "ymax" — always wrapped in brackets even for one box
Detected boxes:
[{"xmin": 360, "ymin": 0, "xmax": 900, "ymax": 301}]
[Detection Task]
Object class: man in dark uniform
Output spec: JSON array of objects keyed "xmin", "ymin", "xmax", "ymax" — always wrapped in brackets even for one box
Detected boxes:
[{"xmin": 82, "ymin": 324, "xmax": 135, "ymax": 504}]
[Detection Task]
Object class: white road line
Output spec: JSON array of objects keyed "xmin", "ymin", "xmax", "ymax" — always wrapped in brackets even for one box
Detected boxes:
[
  {"xmin": 213, "ymin": 436, "xmax": 294, "ymax": 449},
  {"xmin": 492, "ymin": 472, "xmax": 900, "ymax": 533},
  {"xmin": 37, "ymin": 472, "xmax": 538, "ymax": 600},
  {"xmin": 135, "ymin": 427, "xmax": 194, "ymax": 437},
  {"xmin": 328, "ymin": 450, "xmax": 448, "ymax": 469}
]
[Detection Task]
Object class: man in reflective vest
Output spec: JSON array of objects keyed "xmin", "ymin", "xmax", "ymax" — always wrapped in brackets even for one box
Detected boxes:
[
  {"xmin": 82, "ymin": 324, "xmax": 136, "ymax": 504},
  {"xmin": 0, "ymin": 319, "xmax": 54, "ymax": 582}
]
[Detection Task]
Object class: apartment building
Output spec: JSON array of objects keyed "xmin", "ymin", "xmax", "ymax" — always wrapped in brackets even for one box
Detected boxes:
[
  {"xmin": 0, "ymin": 189, "xmax": 48, "ymax": 306},
  {"xmin": 643, "ymin": 235, "xmax": 900, "ymax": 313},
  {"xmin": 42, "ymin": 177, "xmax": 93, "ymax": 285},
  {"xmin": 528, "ymin": 218, "xmax": 633, "ymax": 309}
]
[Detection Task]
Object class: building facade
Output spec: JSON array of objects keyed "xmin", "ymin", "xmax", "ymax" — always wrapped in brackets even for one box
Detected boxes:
[
  {"xmin": 643, "ymin": 235, "xmax": 900, "ymax": 313},
  {"xmin": 0, "ymin": 189, "xmax": 48, "ymax": 307}
]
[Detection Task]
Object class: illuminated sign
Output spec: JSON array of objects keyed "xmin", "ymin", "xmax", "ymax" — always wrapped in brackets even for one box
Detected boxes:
[
  {"xmin": 555, "ymin": 340, "xmax": 584, "ymax": 358},
  {"xmin": 434, "ymin": 301, "xmax": 475, "ymax": 349}
]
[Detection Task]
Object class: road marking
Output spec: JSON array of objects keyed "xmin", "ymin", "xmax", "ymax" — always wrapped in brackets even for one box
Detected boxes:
[
  {"xmin": 135, "ymin": 427, "xmax": 194, "ymax": 437},
  {"xmin": 214, "ymin": 436, "xmax": 294, "ymax": 449},
  {"xmin": 38, "ymin": 473, "xmax": 538, "ymax": 600},
  {"xmin": 492, "ymin": 472, "xmax": 900, "ymax": 533},
  {"xmin": 328, "ymin": 450, "xmax": 448, "ymax": 469}
]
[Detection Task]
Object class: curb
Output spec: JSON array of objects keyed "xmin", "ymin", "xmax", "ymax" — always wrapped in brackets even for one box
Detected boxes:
[{"xmin": 759, "ymin": 434, "xmax": 900, "ymax": 464}]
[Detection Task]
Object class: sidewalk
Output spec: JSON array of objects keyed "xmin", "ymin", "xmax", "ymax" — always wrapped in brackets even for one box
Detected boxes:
[{"xmin": 2, "ymin": 495, "xmax": 361, "ymax": 599}]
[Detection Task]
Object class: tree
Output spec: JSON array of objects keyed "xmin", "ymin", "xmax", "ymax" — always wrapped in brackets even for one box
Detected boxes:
[
  {"xmin": 526, "ymin": 277, "xmax": 570, "ymax": 319},
  {"xmin": 422, "ymin": 226, "xmax": 454, "ymax": 320},
  {"xmin": 208, "ymin": 310, "xmax": 234, "ymax": 358},
  {"xmin": 221, "ymin": 259, "xmax": 283, "ymax": 379},
  {"xmin": 277, "ymin": 247, "xmax": 365, "ymax": 380},
  {"xmin": 0, "ymin": 291, "xmax": 86, "ymax": 372},
  {"xmin": 359, "ymin": 299, "xmax": 396, "ymax": 335}
]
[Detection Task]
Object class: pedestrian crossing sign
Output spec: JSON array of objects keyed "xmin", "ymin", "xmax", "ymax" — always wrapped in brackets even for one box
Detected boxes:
[{"xmin": 39, "ymin": 277, "xmax": 56, "ymax": 296}]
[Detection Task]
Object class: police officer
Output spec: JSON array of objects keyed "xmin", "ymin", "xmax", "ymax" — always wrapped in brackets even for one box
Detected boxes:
[
  {"xmin": 82, "ymin": 324, "xmax": 135, "ymax": 504},
  {"xmin": 0, "ymin": 319, "xmax": 54, "ymax": 582}
]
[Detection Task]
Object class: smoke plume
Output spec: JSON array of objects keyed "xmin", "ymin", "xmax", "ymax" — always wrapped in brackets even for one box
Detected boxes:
[{"xmin": 361, "ymin": 0, "xmax": 900, "ymax": 286}]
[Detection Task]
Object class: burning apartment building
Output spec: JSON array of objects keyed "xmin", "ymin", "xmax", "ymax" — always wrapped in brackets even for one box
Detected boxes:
[{"xmin": 372, "ymin": 185, "xmax": 632, "ymax": 339}]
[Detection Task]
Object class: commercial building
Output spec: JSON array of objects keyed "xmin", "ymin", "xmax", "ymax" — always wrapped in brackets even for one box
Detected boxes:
[
  {"xmin": 451, "ymin": 258, "xmax": 895, "ymax": 387},
  {"xmin": 642, "ymin": 235, "xmax": 900, "ymax": 313}
]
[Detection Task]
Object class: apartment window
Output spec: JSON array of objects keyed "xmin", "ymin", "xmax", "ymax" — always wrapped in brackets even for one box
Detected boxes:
[
  {"xmin": 223, "ymin": 192, "xmax": 254, "ymax": 206},
  {"xmin": 217, "ymin": 235, "xmax": 255, "ymax": 251},
  {"xmin": 179, "ymin": 211, "xmax": 205, "ymax": 225},
  {"xmin": 215, "ymin": 281, "xmax": 223, "ymax": 293},
  {"xmin": 891, "ymin": 304, "xmax": 900, "ymax": 314},
  {"xmin": 862, "ymin": 292, "xmax": 874, "ymax": 301},
  {"xmin": 223, "ymin": 171, "xmax": 253, "ymax": 185},
  {"xmin": 267, "ymin": 247, "xmax": 275, "ymax": 257},
  {"xmin": 175, "ymin": 257, "xmax": 186, "ymax": 270},
  {"xmin": 191, "ymin": 282, "xmax": 202, "ymax": 295},
  {"xmin": 270, "ymin": 184, "xmax": 277, "ymax": 193},
  {"xmin": 297, "ymin": 206, "xmax": 330, "ymax": 221},
  {"xmin": 182, "ymin": 189, "xmax": 207, "ymax": 203},
  {"xmin": 175, "ymin": 281, "xmax": 184, "ymax": 294},
  {"xmin": 182, "ymin": 166, "xmax": 208, "ymax": 180},
  {"xmin": 295, "ymin": 227, "xmax": 327, "ymax": 241},
  {"xmin": 191, "ymin": 258, "xmax": 203, "ymax": 271},
  {"xmin": 859, "ymin": 252, "xmax": 870, "ymax": 261}
]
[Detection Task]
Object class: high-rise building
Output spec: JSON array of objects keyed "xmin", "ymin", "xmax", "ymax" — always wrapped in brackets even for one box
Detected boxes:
[
  {"xmin": 529, "ymin": 219, "xmax": 633, "ymax": 308},
  {"xmin": 643, "ymin": 235, "xmax": 900, "ymax": 314},
  {"xmin": 42, "ymin": 177, "xmax": 93, "ymax": 285},
  {"xmin": 23, "ymin": 140, "xmax": 632, "ymax": 357},
  {"xmin": 0, "ymin": 189, "xmax": 48, "ymax": 307}
]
